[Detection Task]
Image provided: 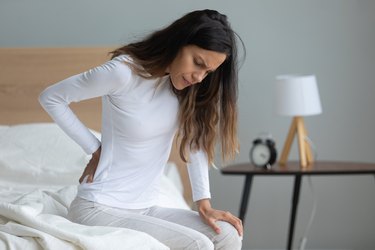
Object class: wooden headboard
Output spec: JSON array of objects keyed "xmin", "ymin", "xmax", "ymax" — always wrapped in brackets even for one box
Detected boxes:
[{"xmin": 0, "ymin": 47, "xmax": 192, "ymax": 207}]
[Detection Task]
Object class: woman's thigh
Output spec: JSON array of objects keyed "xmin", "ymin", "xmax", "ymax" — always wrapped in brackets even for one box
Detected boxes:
[
  {"xmin": 148, "ymin": 206, "xmax": 242, "ymax": 250},
  {"xmin": 67, "ymin": 197, "xmax": 213, "ymax": 250}
]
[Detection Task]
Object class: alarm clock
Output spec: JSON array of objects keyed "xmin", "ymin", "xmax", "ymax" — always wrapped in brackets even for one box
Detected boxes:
[{"xmin": 249, "ymin": 135, "xmax": 277, "ymax": 169}]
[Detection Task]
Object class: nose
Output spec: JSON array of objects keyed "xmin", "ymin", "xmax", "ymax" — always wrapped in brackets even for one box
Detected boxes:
[{"xmin": 192, "ymin": 70, "xmax": 206, "ymax": 84}]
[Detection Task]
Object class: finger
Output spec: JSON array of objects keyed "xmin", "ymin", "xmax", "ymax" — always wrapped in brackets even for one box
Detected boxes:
[
  {"xmin": 87, "ymin": 174, "xmax": 93, "ymax": 183},
  {"xmin": 229, "ymin": 216, "xmax": 243, "ymax": 236},
  {"xmin": 233, "ymin": 219, "xmax": 243, "ymax": 236},
  {"xmin": 207, "ymin": 218, "xmax": 221, "ymax": 234},
  {"xmin": 79, "ymin": 174, "xmax": 85, "ymax": 184},
  {"xmin": 221, "ymin": 212, "xmax": 243, "ymax": 236}
]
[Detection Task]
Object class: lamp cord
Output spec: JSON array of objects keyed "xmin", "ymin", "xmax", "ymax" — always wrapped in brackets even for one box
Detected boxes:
[
  {"xmin": 298, "ymin": 136, "xmax": 318, "ymax": 250},
  {"xmin": 304, "ymin": 135, "xmax": 318, "ymax": 161},
  {"xmin": 298, "ymin": 176, "xmax": 317, "ymax": 250}
]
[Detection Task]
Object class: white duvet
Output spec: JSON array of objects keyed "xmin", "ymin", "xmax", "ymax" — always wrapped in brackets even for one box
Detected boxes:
[{"xmin": 0, "ymin": 123, "xmax": 189, "ymax": 250}]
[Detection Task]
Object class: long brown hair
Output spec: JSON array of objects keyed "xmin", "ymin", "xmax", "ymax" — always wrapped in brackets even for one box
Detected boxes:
[{"xmin": 110, "ymin": 9, "xmax": 241, "ymax": 165}]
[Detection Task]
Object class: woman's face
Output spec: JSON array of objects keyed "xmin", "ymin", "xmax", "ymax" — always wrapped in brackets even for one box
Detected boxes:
[{"xmin": 166, "ymin": 45, "xmax": 227, "ymax": 90}]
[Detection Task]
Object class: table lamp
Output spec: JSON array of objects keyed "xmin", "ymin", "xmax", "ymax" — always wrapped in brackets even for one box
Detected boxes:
[{"xmin": 274, "ymin": 75, "xmax": 322, "ymax": 168}]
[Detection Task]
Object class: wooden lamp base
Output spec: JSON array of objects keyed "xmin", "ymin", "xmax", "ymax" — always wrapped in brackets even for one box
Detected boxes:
[{"xmin": 279, "ymin": 116, "xmax": 314, "ymax": 168}]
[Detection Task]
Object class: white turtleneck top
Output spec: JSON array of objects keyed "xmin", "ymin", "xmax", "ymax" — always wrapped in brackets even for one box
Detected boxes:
[{"xmin": 39, "ymin": 55, "xmax": 211, "ymax": 209}]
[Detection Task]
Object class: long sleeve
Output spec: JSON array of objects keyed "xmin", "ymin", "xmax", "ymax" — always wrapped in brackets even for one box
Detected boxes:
[
  {"xmin": 39, "ymin": 57, "xmax": 132, "ymax": 154},
  {"xmin": 39, "ymin": 55, "xmax": 179, "ymax": 209},
  {"xmin": 187, "ymin": 149, "xmax": 211, "ymax": 202}
]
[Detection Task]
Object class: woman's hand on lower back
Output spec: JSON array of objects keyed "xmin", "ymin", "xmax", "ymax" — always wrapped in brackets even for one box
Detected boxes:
[{"xmin": 79, "ymin": 146, "xmax": 101, "ymax": 184}]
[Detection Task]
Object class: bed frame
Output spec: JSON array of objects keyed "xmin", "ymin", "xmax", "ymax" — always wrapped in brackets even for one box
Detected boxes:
[{"xmin": 0, "ymin": 47, "xmax": 192, "ymax": 207}]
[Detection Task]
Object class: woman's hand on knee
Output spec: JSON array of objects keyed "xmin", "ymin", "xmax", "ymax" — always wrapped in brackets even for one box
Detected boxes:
[{"xmin": 197, "ymin": 199, "xmax": 243, "ymax": 237}]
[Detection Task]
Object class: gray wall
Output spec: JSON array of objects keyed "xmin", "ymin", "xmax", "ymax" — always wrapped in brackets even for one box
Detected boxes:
[{"xmin": 1, "ymin": 0, "xmax": 374, "ymax": 249}]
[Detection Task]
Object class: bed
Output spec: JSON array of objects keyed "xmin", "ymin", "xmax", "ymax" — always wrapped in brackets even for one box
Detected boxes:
[{"xmin": 0, "ymin": 48, "xmax": 192, "ymax": 250}]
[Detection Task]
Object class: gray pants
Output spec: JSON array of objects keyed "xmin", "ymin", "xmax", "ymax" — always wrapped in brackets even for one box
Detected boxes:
[{"xmin": 67, "ymin": 196, "xmax": 242, "ymax": 250}]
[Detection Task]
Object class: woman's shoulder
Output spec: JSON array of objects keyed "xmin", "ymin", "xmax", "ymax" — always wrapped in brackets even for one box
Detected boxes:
[
  {"xmin": 113, "ymin": 54, "xmax": 146, "ymax": 73},
  {"xmin": 112, "ymin": 54, "xmax": 134, "ymax": 64},
  {"xmin": 99, "ymin": 55, "xmax": 136, "ymax": 81},
  {"xmin": 110, "ymin": 54, "xmax": 143, "ymax": 78}
]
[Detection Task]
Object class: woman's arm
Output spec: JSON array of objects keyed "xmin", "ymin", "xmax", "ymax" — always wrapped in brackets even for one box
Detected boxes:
[
  {"xmin": 39, "ymin": 57, "xmax": 131, "ymax": 155},
  {"xmin": 187, "ymin": 149, "xmax": 211, "ymax": 201},
  {"xmin": 188, "ymin": 149, "xmax": 243, "ymax": 236}
]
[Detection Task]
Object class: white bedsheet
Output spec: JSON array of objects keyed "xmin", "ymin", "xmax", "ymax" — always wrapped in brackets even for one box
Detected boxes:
[
  {"xmin": 0, "ymin": 123, "xmax": 189, "ymax": 250},
  {"xmin": 0, "ymin": 186, "xmax": 168, "ymax": 250}
]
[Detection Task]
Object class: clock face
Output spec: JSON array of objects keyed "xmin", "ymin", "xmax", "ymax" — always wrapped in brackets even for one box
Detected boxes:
[{"xmin": 251, "ymin": 144, "xmax": 271, "ymax": 166}]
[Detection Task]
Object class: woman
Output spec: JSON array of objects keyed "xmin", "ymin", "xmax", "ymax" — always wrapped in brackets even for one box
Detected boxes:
[{"xmin": 39, "ymin": 9, "xmax": 243, "ymax": 250}]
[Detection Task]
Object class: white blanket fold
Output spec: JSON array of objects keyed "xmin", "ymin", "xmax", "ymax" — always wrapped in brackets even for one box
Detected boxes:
[{"xmin": 0, "ymin": 186, "xmax": 169, "ymax": 250}]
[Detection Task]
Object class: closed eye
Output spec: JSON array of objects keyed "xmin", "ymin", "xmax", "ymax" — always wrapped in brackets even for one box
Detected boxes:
[
  {"xmin": 194, "ymin": 58, "xmax": 205, "ymax": 68},
  {"xmin": 194, "ymin": 58, "xmax": 213, "ymax": 75}
]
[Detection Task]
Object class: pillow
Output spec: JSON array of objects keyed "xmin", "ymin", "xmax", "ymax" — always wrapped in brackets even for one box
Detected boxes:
[{"xmin": 0, "ymin": 123, "xmax": 95, "ymax": 186}]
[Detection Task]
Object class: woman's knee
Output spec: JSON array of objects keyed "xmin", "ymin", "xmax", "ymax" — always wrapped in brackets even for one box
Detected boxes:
[
  {"xmin": 186, "ymin": 234, "xmax": 214, "ymax": 250},
  {"xmin": 214, "ymin": 221, "xmax": 242, "ymax": 250}
]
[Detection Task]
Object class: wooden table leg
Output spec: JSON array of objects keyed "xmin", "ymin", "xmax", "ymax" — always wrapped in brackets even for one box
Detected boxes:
[
  {"xmin": 239, "ymin": 175, "xmax": 253, "ymax": 224},
  {"xmin": 287, "ymin": 175, "xmax": 302, "ymax": 250}
]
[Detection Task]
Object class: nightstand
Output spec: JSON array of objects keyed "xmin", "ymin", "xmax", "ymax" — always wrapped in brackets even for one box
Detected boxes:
[{"xmin": 221, "ymin": 161, "xmax": 375, "ymax": 250}]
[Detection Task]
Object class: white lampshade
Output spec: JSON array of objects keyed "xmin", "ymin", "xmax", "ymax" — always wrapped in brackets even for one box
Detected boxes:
[{"xmin": 274, "ymin": 75, "xmax": 322, "ymax": 116}]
